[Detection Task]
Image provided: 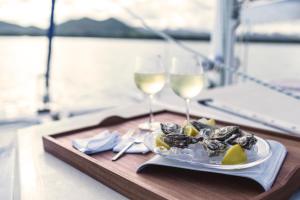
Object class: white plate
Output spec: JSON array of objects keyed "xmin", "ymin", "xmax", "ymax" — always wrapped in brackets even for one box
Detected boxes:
[{"xmin": 144, "ymin": 131, "xmax": 272, "ymax": 170}]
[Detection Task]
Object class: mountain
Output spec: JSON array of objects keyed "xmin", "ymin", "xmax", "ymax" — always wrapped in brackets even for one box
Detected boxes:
[
  {"xmin": 54, "ymin": 18, "xmax": 205, "ymax": 39},
  {"xmin": 0, "ymin": 18, "xmax": 141, "ymax": 37},
  {"xmin": 55, "ymin": 17, "xmax": 140, "ymax": 37},
  {"xmin": 0, "ymin": 21, "xmax": 44, "ymax": 35},
  {"xmin": 0, "ymin": 17, "xmax": 207, "ymax": 39},
  {"xmin": 0, "ymin": 17, "xmax": 299, "ymax": 43}
]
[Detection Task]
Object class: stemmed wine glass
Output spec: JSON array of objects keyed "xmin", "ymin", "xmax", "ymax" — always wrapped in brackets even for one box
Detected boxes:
[
  {"xmin": 170, "ymin": 54, "xmax": 204, "ymax": 124},
  {"xmin": 134, "ymin": 55, "xmax": 166, "ymax": 130}
]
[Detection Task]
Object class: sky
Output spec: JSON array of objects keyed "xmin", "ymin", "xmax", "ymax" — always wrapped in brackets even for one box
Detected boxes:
[
  {"xmin": 0, "ymin": 0, "xmax": 300, "ymax": 34},
  {"xmin": 0, "ymin": 0, "xmax": 214, "ymax": 30}
]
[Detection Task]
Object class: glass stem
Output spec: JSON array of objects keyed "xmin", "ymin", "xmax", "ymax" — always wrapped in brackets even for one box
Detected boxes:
[
  {"xmin": 185, "ymin": 98, "xmax": 190, "ymax": 124},
  {"xmin": 149, "ymin": 94, "xmax": 154, "ymax": 126}
]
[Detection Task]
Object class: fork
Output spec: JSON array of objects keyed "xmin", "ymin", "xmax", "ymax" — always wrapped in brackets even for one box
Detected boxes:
[{"xmin": 111, "ymin": 131, "xmax": 144, "ymax": 161}]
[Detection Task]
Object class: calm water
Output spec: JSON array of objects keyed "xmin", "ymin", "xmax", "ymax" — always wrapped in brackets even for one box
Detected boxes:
[{"xmin": 1, "ymin": 36, "xmax": 300, "ymax": 119}]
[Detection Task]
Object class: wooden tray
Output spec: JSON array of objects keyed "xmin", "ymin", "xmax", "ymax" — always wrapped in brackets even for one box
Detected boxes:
[{"xmin": 43, "ymin": 110, "xmax": 300, "ymax": 200}]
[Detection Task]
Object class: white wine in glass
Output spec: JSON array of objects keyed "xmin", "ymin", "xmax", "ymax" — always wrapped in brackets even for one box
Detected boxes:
[
  {"xmin": 134, "ymin": 73, "xmax": 165, "ymax": 95},
  {"xmin": 134, "ymin": 56, "xmax": 166, "ymax": 130},
  {"xmin": 170, "ymin": 56, "xmax": 204, "ymax": 123}
]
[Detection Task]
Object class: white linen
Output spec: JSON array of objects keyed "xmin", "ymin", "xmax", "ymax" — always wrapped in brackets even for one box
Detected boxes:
[
  {"xmin": 113, "ymin": 135, "xmax": 149, "ymax": 154},
  {"xmin": 72, "ymin": 130, "xmax": 120, "ymax": 154}
]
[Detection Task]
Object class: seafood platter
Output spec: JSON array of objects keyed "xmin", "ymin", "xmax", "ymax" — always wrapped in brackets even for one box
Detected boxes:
[{"xmin": 144, "ymin": 118, "xmax": 272, "ymax": 170}]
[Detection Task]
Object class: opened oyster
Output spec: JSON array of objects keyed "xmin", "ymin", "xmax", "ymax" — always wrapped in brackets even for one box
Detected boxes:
[
  {"xmin": 158, "ymin": 120, "xmax": 258, "ymax": 157},
  {"xmin": 233, "ymin": 133, "xmax": 257, "ymax": 150},
  {"xmin": 191, "ymin": 120, "xmax": 215, "ymax": 139},
  {"xmin": 191, "ymin": 120, "xmax": 257, "ymax": 150},
  {"xmin": 160, "ymin": 122, "xmax": 201, "ymax": 148},
  {"xmin": 202, "ymin": 139, "xmax": 227, "ymax": 157},
  {"xmin": 161, "ymin": 122, "xmax": 182, "ymax": 135},
  {"xmin": 211, "ymin": 126, "xmax": 241, "ymax": 141},
  {"xmin": 191, "ymin": 120, "xmax": 213, "ymax": 131},
  {"xmin": 162, "ymin": 134, "xmax": 202, "ymax": 148}
]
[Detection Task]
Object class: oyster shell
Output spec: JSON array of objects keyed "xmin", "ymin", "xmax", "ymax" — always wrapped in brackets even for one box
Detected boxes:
[
  {"xmin": 202, "ymin": 139, "xmax": 227, "ymax": 157},
  {"xmin": 191, "ymin": 120, "xmax": 216, "ymax": 139},
  {"xmin": 160, "ymin": 123, "xmax": 182, "ymax": 135},
  {"xmin": 162, "ymin": 134, "xmax": 202, "ymax": 148},
  {"xmin": 233, "ymin": 133, "xmax": 257, "ymax": 150},
  {"xmin": 211, "ymin": 126, "xmax": 241, "ymax": 142},
  {"xmin": 159, "ymin": 120, "xmax": 258, "ymax": 156},
  {"xmin": 191, "ymin": 120, "xmax": 213, "ymax": 131},
  {"xmin": 201, "ymin": 128, "xmax": 214, "ymax": 139}
]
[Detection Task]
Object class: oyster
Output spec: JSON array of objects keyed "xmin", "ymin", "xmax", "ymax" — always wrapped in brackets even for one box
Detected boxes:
[
  {"xmin": 160, "ymin": 123, "xmax": 182, "ymax": 135},
  {"xmin": 233, "ymin": 133, "xmax": 257, "ymax": 150},
  {"xmin": 191, "ymin": 120, "xmax": 214, "ymax": 131},
  {"xmin": 211, "ymin": 126, "xmax": 241, "ymax": 142},
  {"xmin": 162, "ymin": 134, "xmax": 202, "ymax": 148},
  {"xmin": 200, "ymin": 128, "xmax": 214, "ymax": 139},
  {"xmin": 159, "ymin": 120, "xmax": 258, "ymax": 156},
  {"xmin": 202, "ymin": 139, "xmax": 227, "ymax": 157},
  {"xmin": 191, "ymin": 120, "xmax": 216, "ymax": 139}
]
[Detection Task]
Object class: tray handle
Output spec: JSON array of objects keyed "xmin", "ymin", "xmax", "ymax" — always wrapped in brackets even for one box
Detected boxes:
[
  {"xmin": 255, "ymin": 165, "xmax": 300, "ymax": 200},
  {"xmin": 98, "ymin": 115, "xmax": 127, "ymax": 126}
]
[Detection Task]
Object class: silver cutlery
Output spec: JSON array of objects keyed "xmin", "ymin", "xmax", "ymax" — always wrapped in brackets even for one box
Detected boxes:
[{"xmin": 112, "ymin": 130, "xmax": 144, "ymax": 161}]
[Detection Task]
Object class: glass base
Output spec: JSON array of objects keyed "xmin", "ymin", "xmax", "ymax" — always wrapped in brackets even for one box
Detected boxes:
[{"xmin": 138, "ymin": 122, "xmax": 161, "ymax": 131}]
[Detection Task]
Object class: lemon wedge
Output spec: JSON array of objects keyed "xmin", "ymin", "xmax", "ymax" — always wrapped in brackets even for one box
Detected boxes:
[
  {"xmin": 222, "ymin": 144, "xmax": 247, "ymax": 165},
  {"xmin": 206, "ymin": 119, "xmax": 216, "ymax": 126},
  {"xmin": 155, "ymin": 135, "xmax": 170, "ymax": 150},
  {"xmin": 183, "ymin": 124, "xmax": 199, "ymax": 137},
  {"xmin": 198, "ymin": 118, "xmax": 216, "ymax": 126}
]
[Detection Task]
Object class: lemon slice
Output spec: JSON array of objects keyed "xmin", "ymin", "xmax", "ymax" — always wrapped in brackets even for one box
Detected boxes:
[
  {"xmin": 206, "ymin": 119, "xmax": 216, "ymax": 126},
  {"xmin": 198, "ymin": 118, "xmax": 216, "ymax": 126},
  {"xmin": 155, "ymin": 135, "xmax": 170, "ymax": 150},
  {"xmin": 222, "ymin": 144, "xmax": 247, "ymax": 165},
  {"xmin": 183, "ymin": 124, "xmax": 199, "ymax": 137}
]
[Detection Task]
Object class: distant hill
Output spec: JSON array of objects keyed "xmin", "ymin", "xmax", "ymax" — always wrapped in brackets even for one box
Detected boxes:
[
  {"xmin": 0, "ymin": 17, "xmax": 299, "ymax": 43},
  {"xmin": 0, "ymin": 21, "xmax": 44, "ymax": 35},
  {"xmin": 0, "ymin": 17, "xmax": 209, "ymax": 39},
  {"xmin": 55, "ymin": 17, "xmax": 140, "ymax": 37}
]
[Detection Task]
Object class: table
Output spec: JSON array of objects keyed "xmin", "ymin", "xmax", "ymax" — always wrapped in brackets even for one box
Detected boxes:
[{"xmin": 15, "ymin": 83, "xmax": 300, "ymax": 200}]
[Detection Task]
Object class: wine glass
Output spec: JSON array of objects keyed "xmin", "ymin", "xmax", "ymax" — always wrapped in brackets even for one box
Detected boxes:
[
  {"xmin": 134, "ymin": 55, "xmax": 166, "ymax": 130},
  {"xmin": 170, "ymin": 54, "xmax": 204, "ymax": 124}
]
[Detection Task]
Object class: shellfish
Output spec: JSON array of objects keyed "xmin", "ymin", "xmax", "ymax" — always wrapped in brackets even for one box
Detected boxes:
[
  {"xmin": 191, "ymin": 120, "xmax": 215, "ymax": 139},
  {"xmin": 233, "ymin": 133, "xmax": 257, "ymax": 150},
  {"xmin": 159, "ymin": 120, "xmax": 257, "ymax": 156},
  {"xmin": 162, "ymin": 134, "xmax": 202, "ymax": 148},
  {"xmin": 211, "ymin": 126, "xmax": 241, "ymax": 142},
  {"xmin": 160, "ymin": 122, "xmax": 182, "ymax": 135},
  {"xmin": 191, "ymin": 120, "xmax": 214, "ymax": 131},
  {"xmin": 202, "ymin": 139, "xmax": 227, "ymax": 157}
]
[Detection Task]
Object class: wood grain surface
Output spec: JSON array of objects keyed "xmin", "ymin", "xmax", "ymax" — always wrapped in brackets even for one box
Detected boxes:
[{"xmin": 43, "ymin": 111, "xmax": 300, "ymax": 200}]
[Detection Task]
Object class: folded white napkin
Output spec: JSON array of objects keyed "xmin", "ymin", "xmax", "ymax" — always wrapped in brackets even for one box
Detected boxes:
[
  {"xmin": 113, "ymin": 134, "xmax": 149, "ymax": 154},
  {"xmin": 72, "ymin": 130, "xmax": 120, "ymax": 154}
]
